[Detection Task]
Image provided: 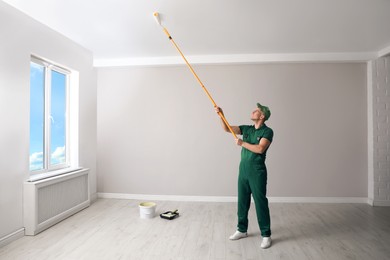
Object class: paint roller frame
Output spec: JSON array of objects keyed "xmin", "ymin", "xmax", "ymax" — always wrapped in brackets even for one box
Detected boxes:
[{"xmin": 153, "ymin": 12, "xmax": 238, "ymax": 140}]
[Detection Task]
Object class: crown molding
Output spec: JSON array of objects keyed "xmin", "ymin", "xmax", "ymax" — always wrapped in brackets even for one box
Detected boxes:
[
  {"xmin": 94, "ymin": 52, "xmax": 377, "ymax": 67},
  {"xmin": 378, "ymin": 45, "xmax": 390, "ymax": 57}
]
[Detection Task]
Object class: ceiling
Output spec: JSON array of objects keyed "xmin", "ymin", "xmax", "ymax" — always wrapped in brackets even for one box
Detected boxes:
[{"xmin": 3, "ymin": 0, "xmax": 390, "ymax": 65}]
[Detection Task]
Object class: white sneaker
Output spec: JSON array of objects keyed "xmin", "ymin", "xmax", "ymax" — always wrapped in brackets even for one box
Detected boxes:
[
  {"xmin": 261, "ymin": 237, "xmax": 272, "ymax": 249},
  {"xmin": 229, "ymin": 230, "xmax": 248, "ymax": 240}
]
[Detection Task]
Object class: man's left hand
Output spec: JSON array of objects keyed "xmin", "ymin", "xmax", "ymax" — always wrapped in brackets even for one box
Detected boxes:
[{"xmin": 235, "ymin": 138, "xmax": 243, "ymax": 146}]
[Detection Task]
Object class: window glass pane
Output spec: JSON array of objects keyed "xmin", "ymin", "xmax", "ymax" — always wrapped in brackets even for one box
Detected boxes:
[
  {"xmin": 29, "ymin": 62, "xmax": 45, "ymax": 171},
  {"xmin": 50, "ymin": 70, "xmax": 67, "ymax": 165}
]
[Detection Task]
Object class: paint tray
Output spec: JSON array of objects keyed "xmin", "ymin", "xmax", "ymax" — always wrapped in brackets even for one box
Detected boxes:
[{"xmin": 160, "ymin": 209, "xmax": 179, "ymax": 220}]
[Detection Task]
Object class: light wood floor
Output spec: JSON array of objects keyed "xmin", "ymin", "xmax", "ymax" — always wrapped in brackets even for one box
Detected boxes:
[{"xmin": 1, "ymin": 199, "xmax": 390, "ymax": 260}]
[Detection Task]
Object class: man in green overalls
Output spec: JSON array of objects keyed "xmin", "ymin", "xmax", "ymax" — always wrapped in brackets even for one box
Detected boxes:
[{"xmin": 216, "ymin": 103, "xmax": 273, "ymax": 249}]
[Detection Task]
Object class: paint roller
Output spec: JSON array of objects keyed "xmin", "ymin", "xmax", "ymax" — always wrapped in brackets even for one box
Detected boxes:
[{"xmin": 153, "ymin": 12, "xmax": 238, "ymax": 140}]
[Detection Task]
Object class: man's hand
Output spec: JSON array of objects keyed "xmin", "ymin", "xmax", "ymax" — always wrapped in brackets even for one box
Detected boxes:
[
  {"xmin": 237, "ymin": 138, "xmax": 271, "ymax": 154},
  {"xmin": 215, "ymin": 106, "xmax": 223, "ymax": 115},
  {"xmin": 215, "ymin": 107, "xmax": 241, "ymax": 135}
]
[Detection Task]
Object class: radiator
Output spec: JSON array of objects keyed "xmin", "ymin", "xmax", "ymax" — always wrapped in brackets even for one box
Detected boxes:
[{"xmin": 23, "ymin": 168, "xmax": 90, "ymax": 236}]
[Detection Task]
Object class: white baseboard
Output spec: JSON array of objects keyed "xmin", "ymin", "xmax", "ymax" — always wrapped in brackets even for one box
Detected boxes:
[
  {"xmin": 269, "ymin": 197, "xmax": 369, "ymax": 204},
  {"xmin": 98, "ymin": 193, "xmax": 237, "ymax": 202},
  {"xmin": 97, "ymin": 193, "xmax": 369, "ymax": 204},
  {"xmin": 0, "ymin": 228, "xmax": 24, "ymax": 248},
  {"xmin": 372, "ymin": 200, "xmax": 390, "ymax": 207}
]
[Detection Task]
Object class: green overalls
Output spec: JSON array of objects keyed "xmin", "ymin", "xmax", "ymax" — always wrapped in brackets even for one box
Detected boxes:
[{"xmin": 237, "ymin": 124, "xmax": 273, "ymax": 237}]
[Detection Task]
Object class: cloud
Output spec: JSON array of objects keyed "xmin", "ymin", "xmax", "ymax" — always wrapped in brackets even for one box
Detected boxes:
[
  {"xmin": 29, "ymin": 152, "xmax": 43, "ymax": 171},
  {"xmin": 29, "ymin": 146, "xmax": 66, "ymax": 170},
  {"xmin": 51, "ymin": 146, "xmax": 66, "ymax": 164}
]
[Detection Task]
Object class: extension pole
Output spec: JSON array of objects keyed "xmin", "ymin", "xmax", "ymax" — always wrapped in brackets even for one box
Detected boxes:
[{"xmin": 153, "ymin": 12, "xmax": 238, "ymax": 140}]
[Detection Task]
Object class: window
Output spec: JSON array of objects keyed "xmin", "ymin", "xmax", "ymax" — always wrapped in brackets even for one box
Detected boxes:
[{"xmin": 29, "ymin": 57, "xmax": 70, "ymax": 173}]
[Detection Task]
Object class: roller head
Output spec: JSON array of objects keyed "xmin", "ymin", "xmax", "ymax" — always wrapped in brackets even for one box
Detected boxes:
[{"xmin": 153, "ymin": 12, "xmax": 162, "ymax": 26}]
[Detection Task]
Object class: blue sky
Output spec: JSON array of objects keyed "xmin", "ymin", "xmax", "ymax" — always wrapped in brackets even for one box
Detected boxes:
[{"xmin": 30, "ymin": 62, "xmax": 66, "ymax": 171}]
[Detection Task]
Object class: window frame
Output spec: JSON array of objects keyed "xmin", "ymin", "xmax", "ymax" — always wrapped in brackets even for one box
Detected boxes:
[{"xmin": 30, "ymin": 56, "xmax": 71, "ymax": 174}]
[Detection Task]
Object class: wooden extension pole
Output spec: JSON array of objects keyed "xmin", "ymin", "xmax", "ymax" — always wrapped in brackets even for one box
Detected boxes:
[{"xmin": 154, "ymin": 12, "xmax": 238, "ymax": 140}]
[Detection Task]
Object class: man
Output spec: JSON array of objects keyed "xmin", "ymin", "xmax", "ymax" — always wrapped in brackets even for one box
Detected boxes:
[{"xmin": 215, "ymin": 103, "xmax": 273, "ymax": 249}]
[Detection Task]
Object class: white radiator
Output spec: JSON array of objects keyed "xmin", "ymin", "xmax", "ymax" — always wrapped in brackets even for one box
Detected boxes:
[{"xmin": 23, "ymin": 168, "xmax": 90, "ymax": 236}]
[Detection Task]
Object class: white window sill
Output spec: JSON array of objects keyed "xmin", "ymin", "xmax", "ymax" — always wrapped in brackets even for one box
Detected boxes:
[{"xmin": 27, "ymin": 167, "xmax": 83, "ymax": 182}]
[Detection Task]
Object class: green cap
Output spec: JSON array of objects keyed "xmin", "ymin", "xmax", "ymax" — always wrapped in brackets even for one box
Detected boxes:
[{"xmin": 257, "ymin": 103, "xmax": 271, "ymax": 121}]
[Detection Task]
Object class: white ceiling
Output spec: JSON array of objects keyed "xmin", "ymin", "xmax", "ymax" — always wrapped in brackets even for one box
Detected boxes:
[{"xmin": 3, "ymin": 0, "xmax": 390, "ymax": 65}]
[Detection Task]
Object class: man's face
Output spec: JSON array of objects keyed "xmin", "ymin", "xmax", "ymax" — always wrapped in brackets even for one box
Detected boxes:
[{"xmin": 251, "ymin": 108, "xmax": 263, "ymax": 120}]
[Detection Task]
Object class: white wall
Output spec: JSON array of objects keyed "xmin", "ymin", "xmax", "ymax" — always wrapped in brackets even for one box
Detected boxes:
[
  {"xmin": 0, "ymin": 1, "xmax": 96, "ymax": 243},
  {"xmin": 97, "ymin": 63, "xmax": 367, "ymax": 198},
  {"xmin": 371, "ymin": 56, "xmax": 390, "ymax": 206}
]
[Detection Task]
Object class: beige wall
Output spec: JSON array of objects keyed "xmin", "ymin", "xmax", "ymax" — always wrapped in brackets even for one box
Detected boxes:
[
  {"xmin": 97, "ymin": 63, "xmax": 367, "ymax": 198},
  {"xmin": 0, "ymin": 2, "xmax": 96, "ymax": 242}
]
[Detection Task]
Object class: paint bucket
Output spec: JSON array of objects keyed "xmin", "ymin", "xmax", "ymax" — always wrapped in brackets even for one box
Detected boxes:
[{"xmin": 139, "ymin": 202, "xmax": 156, "ymax": 219}]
